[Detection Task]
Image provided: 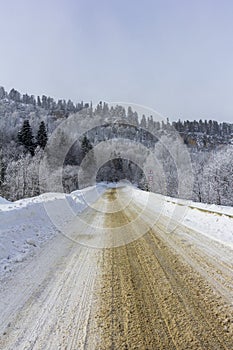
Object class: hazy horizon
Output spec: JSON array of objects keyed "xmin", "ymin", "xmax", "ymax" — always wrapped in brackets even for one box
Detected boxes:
[{"xmin": 1, "ymin": 0, "xmax": 233, "ymax": 123}]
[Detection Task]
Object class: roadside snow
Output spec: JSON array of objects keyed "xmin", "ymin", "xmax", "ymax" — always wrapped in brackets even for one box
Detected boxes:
[
  {"xmin": 0, "ymin": 184, "xmax": 107, "ymax": 278},
  {"xmin": 1, "ymin": 183, "xmax": 232, "ymax": 280},
  {"xmin": 133, "ymin": 188, "xmax": 233, "ymax": 248},
  {"xmin": 0, "ymin": 197, "xmax": 10, "ymax": 204}
]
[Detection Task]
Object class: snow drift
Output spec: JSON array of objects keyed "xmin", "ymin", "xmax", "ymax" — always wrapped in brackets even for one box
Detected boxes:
[{"xmin": 0, "ymin": 183, "xmax": 107, "ymax": 277}]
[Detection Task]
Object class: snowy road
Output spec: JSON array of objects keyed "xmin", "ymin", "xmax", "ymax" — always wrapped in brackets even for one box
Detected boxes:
[{"xmin": 0, "ymin": 187, "xmax": 233, "ymax": 349}]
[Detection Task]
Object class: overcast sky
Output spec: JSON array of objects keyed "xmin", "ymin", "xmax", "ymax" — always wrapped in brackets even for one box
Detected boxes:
[{"xmin": 0, "ymin": 0, "xmax": 233, "ymax": 122}]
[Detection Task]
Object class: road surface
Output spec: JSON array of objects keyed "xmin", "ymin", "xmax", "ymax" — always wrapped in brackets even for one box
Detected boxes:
[{"xmin": 0, "ymin": 187, "xmax": 233, "ymax": 349}]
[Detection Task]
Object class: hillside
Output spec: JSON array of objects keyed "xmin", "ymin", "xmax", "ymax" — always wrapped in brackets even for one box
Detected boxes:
[{"xmin": 0, "ymin": 86, "xmax": 233, "ymax": 207}]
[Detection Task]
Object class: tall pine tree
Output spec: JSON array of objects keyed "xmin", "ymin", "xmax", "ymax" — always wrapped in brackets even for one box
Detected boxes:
[
  {"xmin": 18, "ymin": 120, "xmax": 35, "ymax": 155},
  {"xmin": 80, "ymin": 135, "xmax": 96, "ymax": 186},
  {"xmin": 81, "ymin": 135, "xmax": 93, "ymax": 158},
  {"xmin": 37, "ymin": 121, "xmax": 48, "ymax": 149}
]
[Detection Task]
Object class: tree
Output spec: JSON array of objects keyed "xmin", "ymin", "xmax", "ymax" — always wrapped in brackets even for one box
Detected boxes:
[
  {"xmin": 81, "ymin": 135, "xmax": 93, "ymax": 158},
  {"xmin": 0, "ymin": 86, "xmax": 6, "ymax": 99},
  {"xmin": 18, "ymin": 120, "xmax": 35, "ymax": 155},
  {"xmin": 37, "ymin": 96, "xmax": 42, "ymax": 107},
  {"xmin": 37, "ymin": 121, "xmax": 48, "ymax": 149},
  {"xmin": 201, "ymin": 146, "xmax": 233, "ymax": 206},
  {"xmin": 79, "ymin": 136, "xmax": 96, "ymax": 187},
  {"xmin": 9, "ymin": 88, "xmax": 21, "ymax": 102},
  {"xmin": 42, "ymin": 95, "xmax": 48, "ymax": 109},
  {"xmin": 0, "ymin": 150, "xmax": 6, "ymax": 196},
  {"xmin": 140, "ymin": 114, "xmax": 147, "ymax": 128}
]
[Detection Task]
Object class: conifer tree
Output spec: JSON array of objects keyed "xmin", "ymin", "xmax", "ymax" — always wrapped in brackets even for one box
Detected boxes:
[
  {"xmin": 18, "ymin": 120, "xmax": 35, "ymax": 155},
  {"xmin": 37, "ymin": 121, "xmax": 48, "ymax": 149},
  {"xmin": 80, "ymin": 135, "xmax": 96, "ymax": 186},
  {"xmin": 81, "ymin": 135, "xmax": 93, "ymax": 158},
  {"xmin": 0, "ymin": 150, "xmax": 6, "ymax": 194}
]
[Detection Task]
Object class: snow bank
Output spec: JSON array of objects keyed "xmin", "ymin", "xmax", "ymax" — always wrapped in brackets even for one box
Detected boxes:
[
  {"xmin": 133, "ymin": 188, "xmax": 233, "ymax": 248},
  {"xmin": 0, "ymin": 197, "xmax": 10, "ymax": 204},
  {"xmin": 0, "ymin": 184, "xmax": 107, "ymax": 278}
]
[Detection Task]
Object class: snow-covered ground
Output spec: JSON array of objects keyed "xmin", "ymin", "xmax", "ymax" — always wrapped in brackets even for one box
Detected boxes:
[
  {"xmin": 0, "ymin": 183, "xmax": 233, "ymax": 280},
  {"xmin": 133, "ymin": 188, "xmax": 233, "ymax": 248},
  {"xmin": 0, "ymin": 197, "xmax": 10, "ymax": 204},
  {"xmin": 0, "ymin": 183, "xmax": 107, "ymax": 278}
]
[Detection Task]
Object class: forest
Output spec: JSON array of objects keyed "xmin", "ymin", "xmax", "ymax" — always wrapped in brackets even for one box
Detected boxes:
[{"xmin": 0, "ymin": 86, "xmax": 232, "ymax": 206}]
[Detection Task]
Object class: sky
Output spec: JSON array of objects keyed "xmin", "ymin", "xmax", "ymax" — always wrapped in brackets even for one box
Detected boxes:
[{"xmin": 0, "ymin": 0, "xmax": 233, "ymax": 122}]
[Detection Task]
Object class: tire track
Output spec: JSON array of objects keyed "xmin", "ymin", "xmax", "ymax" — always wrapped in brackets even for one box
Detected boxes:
[
  {"xmin": 1, "ymin": 187, "xmax": 233, "ymax": 349},
  {"xmin": 97, "ymin": 189, "xmax": 233, "ymax": 349},
  {"xmin": 131, "ymin": 200, "xmax": 233, "ymax": 304}
]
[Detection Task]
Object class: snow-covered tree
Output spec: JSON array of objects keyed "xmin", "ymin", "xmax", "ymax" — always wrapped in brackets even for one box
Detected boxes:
[
  {"xmin": 36, "ymin": 121, "xmax": 48, "ymax": 149},
  {"xmin": 18, "ymin": 120, "xmax": 35, "ymax": 155}
]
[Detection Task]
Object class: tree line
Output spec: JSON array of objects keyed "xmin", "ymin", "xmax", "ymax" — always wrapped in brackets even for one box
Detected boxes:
[
  {"xmin": 0, "ymin": 87, "xmax": 232, "ymax": 206},
  {"xmin": 0, "ymin": 86, "xmax": 87, "ymax": 118}
]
